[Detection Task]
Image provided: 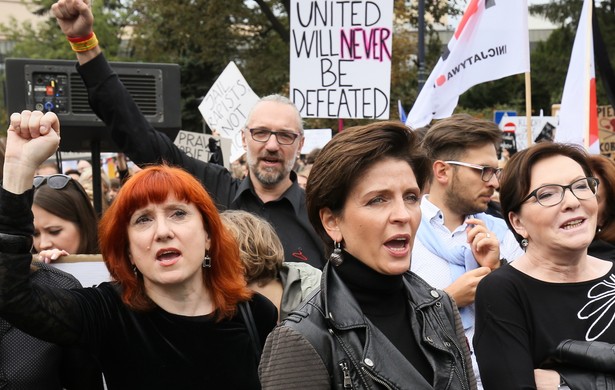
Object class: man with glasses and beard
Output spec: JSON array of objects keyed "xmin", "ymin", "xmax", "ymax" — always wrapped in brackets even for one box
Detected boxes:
[
  {"xmin": 51, "ymin": 0, "xmax": 325, "ymax": 269},
  {"xmin": 411, "ymin": 114, "xmax": 525, "ymax": 389}
]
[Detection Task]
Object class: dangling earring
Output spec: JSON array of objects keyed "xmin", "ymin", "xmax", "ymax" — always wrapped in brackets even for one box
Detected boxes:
[
  {"xmin": 521, "ymin": 238, "xmax": 529, "ymax": 249},
  {"xmin": 202, "ymin": 251, "xmax": 212, "ymax": 268},
  {"xmin": 329, "ymin": 241, "xmax": 343, "ymax": 266},
  {"xmin": 132, "ymin": 264, "xmax": 138, "ymax": 277}
]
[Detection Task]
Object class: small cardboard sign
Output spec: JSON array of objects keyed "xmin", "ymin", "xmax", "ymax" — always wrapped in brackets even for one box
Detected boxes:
[{"xmin": 198, "ymin": 62, "xmax": 259, "ymax": 162}]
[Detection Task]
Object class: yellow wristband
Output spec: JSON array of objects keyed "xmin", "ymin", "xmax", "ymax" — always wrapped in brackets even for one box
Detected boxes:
[{"xmin": 69, "ymin": 33, "xmax": 99, "ymax": 53}]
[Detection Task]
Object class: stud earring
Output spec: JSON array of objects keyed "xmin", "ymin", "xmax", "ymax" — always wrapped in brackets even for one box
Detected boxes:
[
  {"xmin": 329, "ymin": 241, "xmax": 343, "ymax": 266},
  {"xmin": 521, "ymin": 238, "xmax": 529, "ymax": 249}
]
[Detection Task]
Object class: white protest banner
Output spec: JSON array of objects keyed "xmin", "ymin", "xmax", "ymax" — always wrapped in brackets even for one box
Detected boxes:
[
  {"xmin": 290, "ymin": 0, "xmax": 393, "ymax": 119},
  {"xmin": 174, "ymin": 130, "xmax": 232, "ymax": 169},
  {"xmin": 499, "ymin": 116, "xmax": 558, "ymax": 151},
  {"xmin": 407, "ymin": 0, "xmax": 530, "ymax": 128},
  {"xmin": 302, "ymin": 129, "xmax": 332, "ymax": 155},
  {"xmin": 198, "ymin": 62, "xmax": 259, "ymax": 162},
  {"xmin": 47, "ymin": 254, "xmax": 110, "ymax": 288},
  {"xmin": 556, "ymin": 0, "xmax": 599, "ymax": 153}
]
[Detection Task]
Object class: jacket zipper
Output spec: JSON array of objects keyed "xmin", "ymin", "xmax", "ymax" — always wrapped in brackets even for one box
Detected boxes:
[
  {"xmin": 339, "ymin": 361, "xmax": 353, "ymax": 389},
  {"xmin": 431, "ymin": 309, "xmax": 470, "ymax": 390},
  {"xmin": 361, "ymin": 366, "xmax": 393, "ymax": 390}
]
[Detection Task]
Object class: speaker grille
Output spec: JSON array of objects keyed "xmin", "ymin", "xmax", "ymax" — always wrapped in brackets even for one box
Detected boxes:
[
  {"xmin": 69, "ymin": 73, "xmax": 158, "ymax": 115},
  {"xmin": 69, "ymin": 73, "xmax": 90, "ymax": 113}
]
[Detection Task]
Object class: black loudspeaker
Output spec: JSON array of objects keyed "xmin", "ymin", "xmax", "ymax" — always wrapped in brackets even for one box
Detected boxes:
[{"xmin": 4, "ymin": 58, "xmax": 181, "ymax": 152}]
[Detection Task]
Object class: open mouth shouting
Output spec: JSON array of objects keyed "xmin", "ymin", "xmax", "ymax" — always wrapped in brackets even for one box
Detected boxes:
[
  {"xmin": 384, "ymin": 235, "xmax": 411, "ymax": 257},
  {"xmin": 156, "ymin": 248, "xmax": 181, "ymax": 267}
]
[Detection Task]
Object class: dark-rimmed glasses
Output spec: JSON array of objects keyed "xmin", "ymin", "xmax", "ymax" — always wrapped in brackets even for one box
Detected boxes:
[
  {"xmin": 33, "ymin": 174, "xmax": 73, "ymax": 190},
  {"xmin": 520, "ymin": 177, "xmax": 599, "ymax": 207},
  {"xmin": 249, "ymin": 128, "xmax": 300, "ymax": 145},
  {"xmin": 444, "ymin": 161, "xmax": 503, "ymax": 182}
]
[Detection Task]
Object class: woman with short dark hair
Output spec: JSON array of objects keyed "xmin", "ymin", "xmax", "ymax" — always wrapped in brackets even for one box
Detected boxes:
[
  {"xmin": 259, "ymin": 121, "xmax": 475, "ymax": 389},
  {"xmin": 475, "ymin": 142, "xmax": 615, "ymax": 389}
]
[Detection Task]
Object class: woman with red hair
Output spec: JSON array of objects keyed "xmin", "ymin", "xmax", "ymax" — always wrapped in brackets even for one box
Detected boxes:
[{"xmin": 0, "ymin": 110, "xmax": 277, "ymax": 389}]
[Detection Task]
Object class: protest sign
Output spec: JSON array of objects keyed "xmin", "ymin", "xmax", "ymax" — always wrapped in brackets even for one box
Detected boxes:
[
  {"xmin": 46, "ymin": 254, "xmax": 110, "ymax": 288},
  {"xmin": 174, "ymin": 130, "xmax": 232, "ymax": 169},
  {"xmin": 497, "ymin": 106, "xmax": 615, "ymax": 157},
  {"xmin": 290, "ymin": 0, "xmax": 394, "ymax": 119},
  {"xmin": 498, "ymin": 116, "xmax": 558, "ymax": 151},
  {"xmin": 198, "ymin": 62, "xmax": 259, "ymax": 162},
  {"xmin": 501, "ymin": 129, "xmax": 517, "ymax": 156},
  {"xmin": 598, "ymin": 105, "xmax": 615, "ymax": 158},
  {"xmin": 302, "ymin": 129, "xmax": 332, "ymax": 155}
]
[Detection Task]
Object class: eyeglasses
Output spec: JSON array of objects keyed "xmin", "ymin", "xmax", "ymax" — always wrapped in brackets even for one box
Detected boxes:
[
  {"xmin": 444, "ymin": 161, "xmax": 503, "ymax": 182},
  {"xmin": 520, "ymin": 177, "xmax": 599, "ymax": 207},
  {"xmin": 249, "ymin": 128, "xmax": 300, "ymax": 145},
  {"xmin": 34, "ymin": 174, "xmax": 73, "ymax": 189}
]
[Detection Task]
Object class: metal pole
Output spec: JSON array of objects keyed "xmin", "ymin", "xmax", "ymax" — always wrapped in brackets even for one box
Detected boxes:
[
  {"xmin": 417, "ymin": 0, "xmax": 427, "ymax": 92},
  {"xmin": 91, "ymin": 139, "xmax": 102, "ymax": 217}
]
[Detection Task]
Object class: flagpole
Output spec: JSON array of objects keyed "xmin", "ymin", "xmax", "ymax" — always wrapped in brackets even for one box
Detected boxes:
[
  {"xmin": 583, "ymin": 1, "xmax": 593, "ymax": 150},
  {"xmin": 417, "ymin": 0, "xmax": 426, "ymax": 92},
  {"xmin": 525, "ymin": 73, "xmax": 532, "ymax": 147}
]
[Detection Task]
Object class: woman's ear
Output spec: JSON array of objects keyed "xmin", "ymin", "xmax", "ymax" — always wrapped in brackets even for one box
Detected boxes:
[
  {"xmin": 508, "ymin": 211, "xmax": 527, "ymax": 239},
  {"xmin": 320, "ymin": 207, "xmax": 342, "ymax": 243}
]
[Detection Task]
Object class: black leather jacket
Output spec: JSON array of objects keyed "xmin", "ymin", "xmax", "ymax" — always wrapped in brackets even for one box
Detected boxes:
[{"xmin": 259, "ymin": 263, "xmax": 476, "ymax": 390}]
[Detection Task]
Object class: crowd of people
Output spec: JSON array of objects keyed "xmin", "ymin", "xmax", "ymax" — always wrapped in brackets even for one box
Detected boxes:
[{"xmin": 1, "ymin": 0, "xmax": 615, "ymax": 389}]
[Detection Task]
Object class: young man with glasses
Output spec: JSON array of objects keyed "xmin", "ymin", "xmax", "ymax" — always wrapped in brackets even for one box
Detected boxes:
[
  {"xmin": 412, "ymin": 113, "xmax": 525, "ymax": 389},
  {"xmin": 52, "ymin": 0, "xmax": 325, "ymax": 268}
]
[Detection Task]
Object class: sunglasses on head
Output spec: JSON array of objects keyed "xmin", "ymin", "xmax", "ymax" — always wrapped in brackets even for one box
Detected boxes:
[{"xmin": 33, "ymin": 174, "xmax": 73, "ymax": 190}]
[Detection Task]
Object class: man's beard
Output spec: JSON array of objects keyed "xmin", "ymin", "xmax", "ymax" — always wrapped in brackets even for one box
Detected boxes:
[
  {"xmin": 444, "ymin": 175, "xmax": 489, "ymax": 216},
  {"xmin": 247, "ymin": 153, "xmax": 295, "ymax": 186}
]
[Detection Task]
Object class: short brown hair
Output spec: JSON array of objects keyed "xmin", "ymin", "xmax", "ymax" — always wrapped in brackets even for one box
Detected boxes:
[
  {"xmin": 499, "ymin": 142, "xmax": 593, "ymax": 245},
  {"xmin": 306, "ymin": 121, "xmax": 430, "ymax": 254},
  {"xmin": 421, "ymin": 114, "xmax": 503, "ymax": 161},
  {"xmin": 220, "ymin": 210, "xmax": 284, "ymax": 286}
]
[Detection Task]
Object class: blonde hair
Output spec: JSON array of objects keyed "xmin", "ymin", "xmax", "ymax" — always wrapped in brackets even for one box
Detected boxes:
[{"xmin": 220, "ymin": 210, "xmax": 284, "ymax": 286}]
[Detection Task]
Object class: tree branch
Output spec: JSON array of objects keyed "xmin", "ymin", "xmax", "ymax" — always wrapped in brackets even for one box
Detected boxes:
[{"xmin": 253, "ymin": 0, "xmax": 289, "ymax": 43}]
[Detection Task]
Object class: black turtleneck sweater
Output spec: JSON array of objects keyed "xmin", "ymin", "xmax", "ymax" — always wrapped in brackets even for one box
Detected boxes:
[{"xmin": 336, "ymin": 251, "xmax": 434, "ymax": 384}]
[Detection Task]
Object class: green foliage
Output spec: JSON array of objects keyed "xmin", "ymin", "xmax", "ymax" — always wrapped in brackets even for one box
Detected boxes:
[
  {"xmin": 128, "ymin": 0, "xmax": 285, "ymax": 132},
  {"xmin": 530, "ymin": 0, "xmax": 584, "ymax": 27},
  {"xmin": 0, "ymin": 0, "xmax": 461, "ymax": 135},
  {"xmin": 1, "ymin": 0, "xmax": 131, "ymax": 60},
  {"xmin": 0, "ymin": 0, "xmax": 133, "ymax": 128}
]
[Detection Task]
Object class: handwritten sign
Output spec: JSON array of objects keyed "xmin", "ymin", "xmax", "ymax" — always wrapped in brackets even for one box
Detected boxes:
[
  {"xmin": 198, "ymin": 62, "xmax": 259, "ymax": 161},
  {"xmin": 303, "ymin": 129, "xmax": 332, "ymax": 154},
  {"xmin": 174, "ymin": 130, "xmax": 232, "ymax": 169},
  {"xmin": 598, "ymin": 105, "xmax": 615, "ymax": 158},
  {"xmin": 498, "ymin": 116, "xmax": 558, "ymax": 151},
  {"xmin": 290, "ymin": 0, "xmax": 393, "ymax": 120}
]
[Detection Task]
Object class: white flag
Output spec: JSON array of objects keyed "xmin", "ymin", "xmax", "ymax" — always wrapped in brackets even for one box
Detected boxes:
[
  {"xmin": 555, "ymin": 0, "xmax": 599, "ymax": 153},
  {"xmin": 406, "ymin": 0, "xmax": 530, "ymax": 129}
]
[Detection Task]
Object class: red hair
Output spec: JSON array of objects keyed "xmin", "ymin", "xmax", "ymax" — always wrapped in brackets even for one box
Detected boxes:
[{"xmin": 98, "ymin": 165, "xmax": 251, "ymax": 320}]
